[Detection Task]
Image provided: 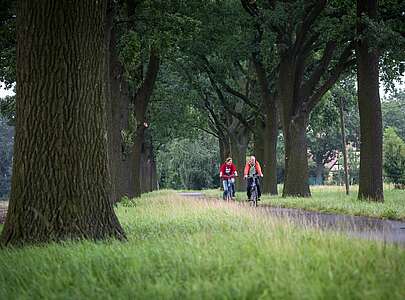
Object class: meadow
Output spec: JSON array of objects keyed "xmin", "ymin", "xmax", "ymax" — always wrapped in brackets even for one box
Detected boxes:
[
  {"xmin": 203, "ymin": 185, "xmax": 405, "ymax": 220},
  {"xmin": 0, "ymin": 190, "xmax": 404, "ymax": 299}
]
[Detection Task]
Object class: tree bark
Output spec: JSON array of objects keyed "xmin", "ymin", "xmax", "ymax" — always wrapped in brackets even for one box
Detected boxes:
[
  {"xmin": 1, "ymin": 0, "xmax": 125, "ymax": 246},
  {"xmin": 254, "ymin": 119, "xmax": 265, "ymax": 165},
  {"xmin": 230, "ymin": 128, "xmax": 249, "ymax": 192},
  {"xmin": 219, "ymin": 134, "xmax": 231, "ymax": 162},
  {"xmin": 356, "ymin": 0, "xmax": 384, "ymax": 201},
  {"xmin": 105, "ymin": 0, "xmax": 116, "ymax": 203},
  {"xmin": 314, "ymin": 162, "xmax": 324, "ymax": 185},
  {"xmin": 283, "ymin": 115, "xmax": 311, "ymax": 197},
  {"xmin": 140, "ymin": 134, "xmax": 156, "ymax": 193},
  {"xmin": 132, "ymin": 48, "xmax": 160, "ymax": 197},
  {"xmin": 252, "ymin": 54, "xmax": 278, "ymax": 195},
  {"xmin": 339, "ymin": 97, "xmax": 350, "ymax": 195},
  {"xmin": 278, "ymin": 55, "xmax": 311, "ymax": 197},
  {"xmin": 107, "ymin": 15, "xmax": 135, "ymax": 200},
  {"xmin": 263, "ymin": 100, "xmax": 279, "ymax": 194}
]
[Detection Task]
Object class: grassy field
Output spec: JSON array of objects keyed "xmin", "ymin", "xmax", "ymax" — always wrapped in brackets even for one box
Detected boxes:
[
  {"xmin": 0, "ymin": 190, "xmax": 404, "ymax": 299},
  {"xmin": 203, "ymin": 185, "xmax": 405, "ymax": 220}
]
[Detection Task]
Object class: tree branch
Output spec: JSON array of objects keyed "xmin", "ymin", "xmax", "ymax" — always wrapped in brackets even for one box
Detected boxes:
[
  {"xmin": 206, "ymin": 71, "xmax": 255, "ymax": 132},
  {"xmin": 134, "ymin": 47, "xmax": 160, "ymax": 120},
  {"xmin": 201, "ymin": 56, "xmax": 261, "ymax": 112},
  {"xmin": 293, "ymin": 0, "xmax": 327, "ymax": 55},
  {"xmin": 304, "ymin": 42, "xmax": 355, "ymax": 114},
  {"xmin": 192, "ymin": 125, "xmax": 219, "ymax": 138},
  {"xmin": 301, "ymin": 41, "xmax": 337, "ymax": 101}
]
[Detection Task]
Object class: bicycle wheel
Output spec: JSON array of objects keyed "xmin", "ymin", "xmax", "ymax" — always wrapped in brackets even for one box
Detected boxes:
[
  {"xmin": 250, "ymin": 189, "xmax": 257, "ymax": 207},
  {"xmin": 226, "ymin": 190, "xmax": 231, "ymax": 201}
]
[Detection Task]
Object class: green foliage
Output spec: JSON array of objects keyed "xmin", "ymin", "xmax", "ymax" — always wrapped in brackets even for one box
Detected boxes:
[
  {"xmin": 1, "ymin": 191, "xmax": 404, "ymax": 299},
  {"xmin": 0, "ymin": 0, "xmax": 15, "ymax": 88},
  {"xmin": 383, "ymin": 127, "xmax": 405, "ymax": 187},
  {"xmin": 118, "ymin": 30, "xmax": 142, "ymax": 81},
  {"xmin": 156, "ymin": 134, "xmax": 219, "ymax": 190},
  {"xmin": 0, "ymin": 95, "xmax": 15, "ymax": 123},
  {"xmin": 307, "ymin": 79, "xmax": 359, "ymax": 183},
  {"xmin": 382, "ymin": 89, "xmax": 405, "ymax": 140}
]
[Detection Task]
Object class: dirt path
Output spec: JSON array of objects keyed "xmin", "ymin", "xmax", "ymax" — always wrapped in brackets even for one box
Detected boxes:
[{"xmin": 178, "ymin": 192, "xmax": 405, "ymax": 246}]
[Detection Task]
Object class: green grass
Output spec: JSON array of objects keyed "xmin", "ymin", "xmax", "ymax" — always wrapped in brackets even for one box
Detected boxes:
[
  {"xmin": 203, "ymin": 185, "xmax": 405, "ymax": 220},
  {"xmin": 0, "ymin": 190, "xmax": 404, "ymax": 299}
]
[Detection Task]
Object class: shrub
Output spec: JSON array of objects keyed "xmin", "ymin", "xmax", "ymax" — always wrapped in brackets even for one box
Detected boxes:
[{"xmin": 383, "ymin": 127, "xmax": 405, "ymax": 188}]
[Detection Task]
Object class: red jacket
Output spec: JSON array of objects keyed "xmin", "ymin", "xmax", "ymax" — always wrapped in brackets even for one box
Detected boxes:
[
  {"xmin": 219, "ymin": 163, "xmax": 237, "ymax": 179},
  {"xmin": 244, "ymin": 161, "xmax": 263, "ymax": 177}
]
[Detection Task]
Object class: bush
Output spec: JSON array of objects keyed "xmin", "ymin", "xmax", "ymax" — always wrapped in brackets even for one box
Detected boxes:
[
  {"xmin": 156, "ymin": 134, "xmax": 220, "ymax": 190},
  {"xmin": 383, "ymin": 127, "xmax": 405, "ymax": 188}
]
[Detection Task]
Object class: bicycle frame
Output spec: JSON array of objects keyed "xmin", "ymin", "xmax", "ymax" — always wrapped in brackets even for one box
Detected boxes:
[
  {"xmin": 223, "ymin": 178, "xmax": 234, "ymax": 201},
  {"xmin": 247, "ymin": 175, "xmax": 258, "ymax": 207}
]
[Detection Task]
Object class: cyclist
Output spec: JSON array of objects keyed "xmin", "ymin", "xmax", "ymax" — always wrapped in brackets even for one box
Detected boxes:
[
  {"xmin": 219, "ymin": 157, "xmax": 238, "ymax": 199},
  {"xmin": 243, "ymin": 156, "xmax": 263, "ymax": 201}
]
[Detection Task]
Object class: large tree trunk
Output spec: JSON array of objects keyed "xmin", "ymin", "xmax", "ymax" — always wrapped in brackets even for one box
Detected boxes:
[
  {"xmin": 278, "ymin": 56, "xmax": 311, "ymax": 197},
  {"xmin": 140, "ymin": 134, "xmax": 156, "ymax": 193},
  {"xmin": 263, "ymin": 100, "xmax": 278, "ymax": 194},
  {"xmin": 253, "ymin": 55, "xmax": 278, "ymax": 194},
  {"xmin": 283, "ymin": 116, "xmax": 311, "ymax": 197},
  {"xmin": 230, "ymin": 128, "xmax": 249, "ymax": 192},
  {"xmin": 356, "ymin": 0, "xmax": 383, "ymax": 201},
  {"xmin": 132, "ymin": 48, "xmax": 160, "ymax": 198},
  {"xmin": 108, "ymin": 15, "xmax": 135, "ymax": 201},
  {"xmin": 105, "ymin": 1, "xmax": 116, "ymax": 203},
  {"xmin": 219, "ymin": 134, "xmax": 231, "ymax": 163},
  {"xmin": 1, "ymin": 0, "xmax": 125, "ymax": 246},
  {"xmin": 254, "ymin": 120, "xmax": 265, "ymax": 165},
  {"xmin": 133, "ymin": 125, "xmax": 146, "ymax": 197}
]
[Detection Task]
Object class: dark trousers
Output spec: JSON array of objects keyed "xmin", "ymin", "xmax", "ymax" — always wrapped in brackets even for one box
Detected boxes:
[{"xmin": 247, "ymin": 177, "xmax": 261, "ymax": 199}]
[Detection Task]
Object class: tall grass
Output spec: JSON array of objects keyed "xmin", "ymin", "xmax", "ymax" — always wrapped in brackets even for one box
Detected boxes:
[
  {"xmin": 0, "ymin": 191, "xmax": 404, "ymax": 299},
  {"xmin": 203, "ymin": 185, "xmax": 405, "ymax": 220}
]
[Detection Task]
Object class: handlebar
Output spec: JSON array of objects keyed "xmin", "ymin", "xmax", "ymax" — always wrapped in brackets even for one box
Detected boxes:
[{"xmin": 220, "ymin": 174, "xmax": 238, "ymax": 179}]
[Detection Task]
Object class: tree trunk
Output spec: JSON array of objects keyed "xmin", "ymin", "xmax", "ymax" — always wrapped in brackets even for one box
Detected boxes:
[
  {"xmin": 106, "ymin": 1, "xmax": 134, "ymax": 201},
  {"xmin": 263, "ymin": 100, "xmax": 278, "ymax": 194},
  {"xmin": 283, "ymin": 116, "xmax": 311, "ymax": 197},
  {"xmin": 314, "ymin": 162, "xmax": 324, "ymax": 185},
  {"xmin": 1, "ymin": 0, "xmax": 125, "ymax": 246},
  {"xmin": 252, "ymin": 52, "xmax": 278, "ymax": 194},
  {"xmin": 132, "ymin": 48, "xmax": 160, "ymax": 198},
  {"xmin": 108, "ymin": 15, "xmax": 135, "ymax": 200},
  {"xmin": 356, "ymin": 0, "xmax": 383, "ymax": 201},
  {"xmin": 140, "ymin": 135, "xmax": 155, "ymax": 193},
  {"xmin": 219, "ymin": 135, "xmax": 231, "ymax": 162},
  {"xmin": 339, "ymin": 97, "xmax": 350, "ymax": 195},
  {"xmin": 133, "ymin": 126, "xmax": 146, "ymax": 197},
  {"xmin": 105, "ymin": 0, "xmax": 116, "ymax": 204},
  {"xmin": 254, "ymin": 120, "xmax": 265, "ymax": 165},
  {"xmin": 278, "ymin": 55, "xmax": 311, "ymax": 197},
  {"xmin": 230, "ymin": 129, "xmax": 249, "ymax": 192}
]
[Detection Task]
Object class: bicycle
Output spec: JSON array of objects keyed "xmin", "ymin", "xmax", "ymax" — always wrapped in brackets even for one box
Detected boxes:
[
  {"xmin": 222, "ymin": 177, "xmax": 234, "ymax": 201},
  {"xmin": 247, "ymin": 174, "xmax": 259, "ymax": 207}
]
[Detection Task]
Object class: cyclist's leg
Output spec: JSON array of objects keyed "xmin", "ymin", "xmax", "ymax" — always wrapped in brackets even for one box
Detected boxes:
[
  {"xmin": 246, "ymin": 178, "xmax": 252, "ymax": 200},
  {"xmin": 222, "ymin": 180, "xmax": 228, "ymax": 199},
  {"xmin": 231, "ymin": 181, "xmax": 236, "ymax": 198},
  {"xmin": 256, "ymin": 178, "xmax": 262, "ymax": 200}
]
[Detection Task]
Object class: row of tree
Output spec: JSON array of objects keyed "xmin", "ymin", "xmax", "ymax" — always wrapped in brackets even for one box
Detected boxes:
[
  {"xmin": 0, "ymin": 0, "xmax": 404, "ymax": 246},
  {"xmin": 147, "ymin": 0, "xmax": 403, "ymax": 200}
]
